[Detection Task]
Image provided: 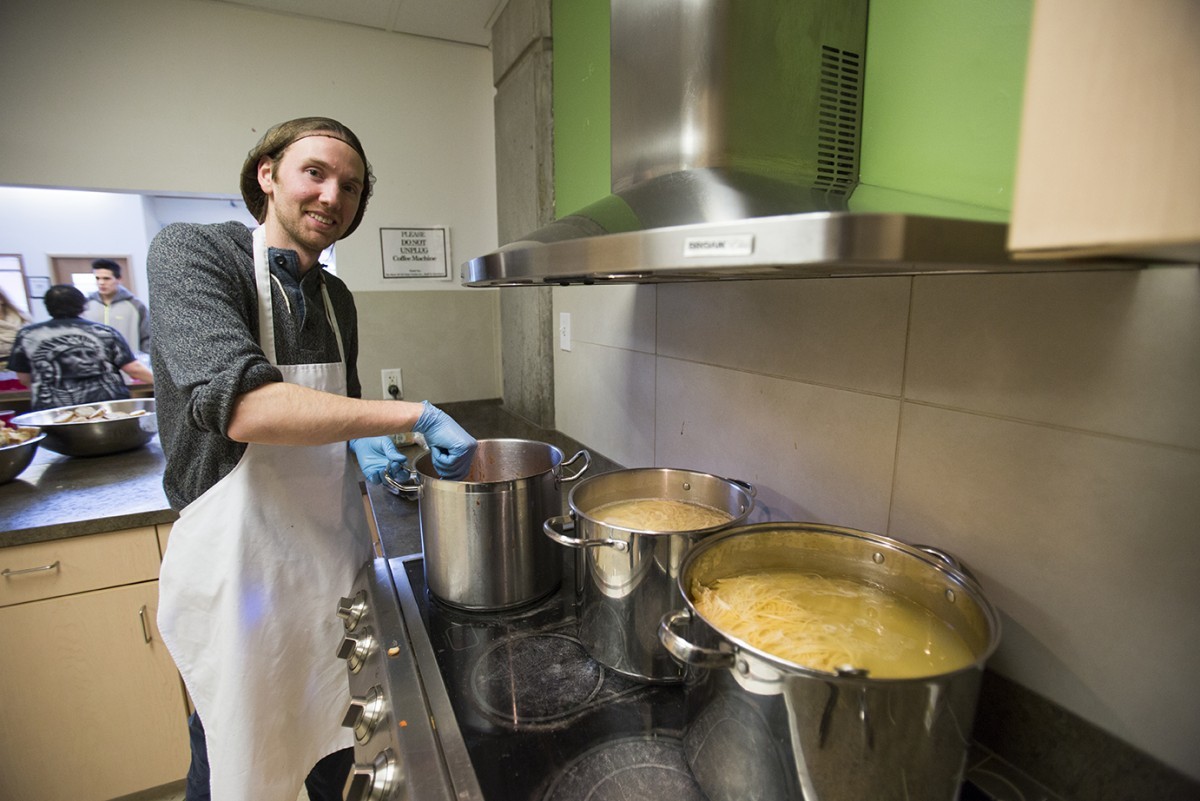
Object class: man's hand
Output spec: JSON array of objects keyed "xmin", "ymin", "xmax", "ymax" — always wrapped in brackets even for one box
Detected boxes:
[
  {"xmin": 412, "ymin": 402, "xmax": 477, "ymax": 480},
  {"xmin": 348, "ymin": 436, "xmax": 407, "ymax": 484}
]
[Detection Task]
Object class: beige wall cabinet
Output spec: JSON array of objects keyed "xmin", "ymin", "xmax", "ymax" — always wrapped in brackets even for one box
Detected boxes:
[
  {"xmin": 0, "ymin": 526, "xmax": 189, "ymax": 801},
  {"xmin": 1008, "ymin": 0, "xmax": 1200, "ymax": 262}
]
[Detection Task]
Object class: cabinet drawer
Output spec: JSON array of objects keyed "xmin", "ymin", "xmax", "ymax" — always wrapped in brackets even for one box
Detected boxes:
[{"xmin": 0, "ymin": 527, "xmax": 161, "ymax": 607}]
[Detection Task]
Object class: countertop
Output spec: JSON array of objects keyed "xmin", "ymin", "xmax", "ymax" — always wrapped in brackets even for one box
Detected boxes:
[{"xmin": 0, "ymin": 437, "xmax": 177, "ymax": 548}]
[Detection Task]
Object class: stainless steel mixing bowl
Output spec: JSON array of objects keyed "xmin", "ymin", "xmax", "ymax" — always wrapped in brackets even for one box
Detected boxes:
[
  {"xmin": 0, "ymin": 430, "xmax": 46, "ymax": 483},
  {"xmin": 12, "ymin": 399, "xmax": 157, "ymax": 457}
]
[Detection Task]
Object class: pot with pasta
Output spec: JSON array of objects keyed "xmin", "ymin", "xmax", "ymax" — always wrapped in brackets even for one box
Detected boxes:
[
  {"xmin": 543, "ymin": 467, "xmax": 756, "ymax": 682},
  {"xmin": 659, "ymin": 522, "xmax": 1001, "ymax": 801}
]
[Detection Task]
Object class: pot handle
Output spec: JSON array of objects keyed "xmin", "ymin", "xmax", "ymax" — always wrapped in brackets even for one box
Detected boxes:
[
  {"xmin": 543, "ymin": 514, "xmax": 629, "ymax": 552},
  {"xmin": 913, "ymin": 543, "xmax": 982, "ymax": 584},
  {"xmin": 725, "ymin": 477, "xmax": 757, "ymax": 499},
  {"xmin": 558, "ymin": 449, "xmax": 592, "ymax": 484},
  {"xmin": 382, "ymin": 472, "xmax": 420, "ymax": 498},
  {"xmin": 659, "ymin": 608, "xmax": 737, "ymax": 669}
]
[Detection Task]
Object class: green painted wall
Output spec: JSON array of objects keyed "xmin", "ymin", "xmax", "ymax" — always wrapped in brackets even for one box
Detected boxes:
[
  {"xmin": 551, "ymin": 0, "xmax": 610, "ymax": 217},
  {"xmin": 858, "ymin": 0, "xmax": 1032, "ymax": 213},
  {"xmin": 552, "ymin": 0, "xmax": 1033, "ymax": 219}
]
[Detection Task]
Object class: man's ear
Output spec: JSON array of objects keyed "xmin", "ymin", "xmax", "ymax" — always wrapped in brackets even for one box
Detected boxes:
[{"xmin": 257, "ymin": 158, "xmax": 274, "ymax": 197}]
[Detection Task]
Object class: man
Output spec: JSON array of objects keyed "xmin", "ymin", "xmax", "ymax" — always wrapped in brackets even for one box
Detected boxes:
[
  {"xmin": 82, "ymin": 258, "xmax": 152, "ymax": 354},
  {"xmin": 6, "ymin": 284, "xmax": 153, "ymax": 410},
  {"xmin": 146, "ymin": 117, "xmax": 476, "ymax": 801}
]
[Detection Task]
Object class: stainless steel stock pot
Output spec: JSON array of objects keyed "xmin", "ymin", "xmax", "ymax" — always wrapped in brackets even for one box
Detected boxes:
[
  {"xmin": 659, "ymin": 522, "xmax": 1001, "ymax": 801},
  {"xmin": 394, "ymin": 438, "xmax": 590, "ymax": 610},
  {"xmin": 543, "ymin": 467, "xmax": 755, "ymax": 682}
]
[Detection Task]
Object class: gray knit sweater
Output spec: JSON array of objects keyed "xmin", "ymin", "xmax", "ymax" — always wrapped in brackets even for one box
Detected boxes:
[{"xmin": 147, "ymin": 221, "xmax": 360, "ymax": 510}]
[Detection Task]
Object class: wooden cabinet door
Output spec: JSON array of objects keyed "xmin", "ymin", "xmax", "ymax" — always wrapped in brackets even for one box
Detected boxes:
[
  {"xmin": 1008, "ymin": 0, "xmax": 1200, "ymax": 261},
  {"xmin": 0, "ymin": 581, "xmax": 190, "ymax": 801}
]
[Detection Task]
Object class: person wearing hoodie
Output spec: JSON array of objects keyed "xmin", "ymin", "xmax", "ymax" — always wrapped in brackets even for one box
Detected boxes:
[{"xmin": 82, "ymin": 258, "xmax": 151, "ymax": 354}]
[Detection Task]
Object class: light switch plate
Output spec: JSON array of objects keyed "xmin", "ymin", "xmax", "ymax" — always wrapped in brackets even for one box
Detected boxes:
[{"xmin": 559, "ymin": 312, "xmax": 572, "ymax": 351}]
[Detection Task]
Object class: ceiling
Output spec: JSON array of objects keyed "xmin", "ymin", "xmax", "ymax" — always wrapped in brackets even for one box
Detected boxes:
[{"xmin": 205, "ymin": 0, "xmax": 506, "ymax": 46}]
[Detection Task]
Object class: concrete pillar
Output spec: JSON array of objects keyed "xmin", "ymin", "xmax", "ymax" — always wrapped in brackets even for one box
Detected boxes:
[{"xmin": 490, "ymin": 0, "xmax": 556, "ymax": 428}]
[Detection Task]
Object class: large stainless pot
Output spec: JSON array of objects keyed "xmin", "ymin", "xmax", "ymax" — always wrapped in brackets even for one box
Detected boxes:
[
  {"xmin": 659, "ymin": 522, "xmax": 1001, "ymax": 801},
  {"xmin": 398, "ymin": 439, "xmax": 590, "ymax": 610},
  {"xmin": 543, "ymin": 467, "xmax": 755, "ymax": 682}
]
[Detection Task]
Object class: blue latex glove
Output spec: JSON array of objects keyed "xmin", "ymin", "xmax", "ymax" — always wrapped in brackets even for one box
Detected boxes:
[
  {"xmin": 348, "ymin": 436, "xmax": 408, "ymax": 485},
  {"xmin": 412, "ymin": 401, "xmax": 477, "ymax": 481}
]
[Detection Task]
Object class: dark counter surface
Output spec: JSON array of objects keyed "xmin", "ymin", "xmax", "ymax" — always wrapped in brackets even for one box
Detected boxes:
[
  {"xmin": 0, "ymin": 437, "xmax": 177, "ymax": 548},
  {"xmin": 364, "ymin": 470, "xmax": 422, "ymax": 557}
]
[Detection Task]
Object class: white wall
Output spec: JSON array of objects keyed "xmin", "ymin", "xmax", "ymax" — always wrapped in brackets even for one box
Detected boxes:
[
  {"xmin": 0, "ymin": 188, "xmax": 151, "ymax": 319},
  {"xmin": 0, "ymin": 0, "xmax": 501, "ymax": 402},
  {"xmin": 555, "ymin": 264, "xmax": 1200, "ymax": 781}
]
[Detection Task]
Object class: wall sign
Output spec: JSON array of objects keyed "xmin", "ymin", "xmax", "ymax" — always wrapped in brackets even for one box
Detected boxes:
[
  {"xmin": 380, "ymin": 227, "xmax": 450, "ymax": 280},
  {"xmin": 27, "ymin": 275, "xmax": 51, "ymax": 298}
]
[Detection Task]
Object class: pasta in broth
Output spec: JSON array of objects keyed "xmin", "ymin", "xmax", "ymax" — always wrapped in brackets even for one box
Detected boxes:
[
  {"xmin": 591, "ymin": 498, "xmax": 733, "ymax": 531},
  {"xmin": 692, "ymin": 569, "xmax": 976, "ymax": 678}
]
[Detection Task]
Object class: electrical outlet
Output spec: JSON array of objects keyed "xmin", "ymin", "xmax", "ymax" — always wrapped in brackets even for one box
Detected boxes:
[
  {"xmin": 381, "ymin": 368, "xmax": 403, "ymax": 400},
  {"xmin": 559, "ymin": 312, "xmax": 572, "ymax": 351}
]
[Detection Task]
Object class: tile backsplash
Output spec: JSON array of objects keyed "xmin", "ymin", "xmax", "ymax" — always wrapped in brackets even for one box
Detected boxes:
[{"xmin": 552, "ymin": 264, "xmax": 1200, "ymax": 789}]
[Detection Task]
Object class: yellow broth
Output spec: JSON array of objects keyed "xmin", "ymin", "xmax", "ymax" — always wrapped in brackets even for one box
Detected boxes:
[
  {"xmin": 591, "ymin": 498, "xmax": 733, "ymax": 531},
  {"xmin": 692, "ymin": 569, "xmax": 976, "ymax": 678}
]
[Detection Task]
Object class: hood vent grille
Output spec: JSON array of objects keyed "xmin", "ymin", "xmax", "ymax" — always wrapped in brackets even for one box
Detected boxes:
[{"xmin": 816, "ymin": 45, "xmax": 863, "ymax": 196}]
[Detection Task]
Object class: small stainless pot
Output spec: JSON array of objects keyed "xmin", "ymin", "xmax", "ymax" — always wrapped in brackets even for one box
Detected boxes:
[
  {"xmin": 396, "ymin": 439, "xmax": 590, "ymax": 610},
  {"xmin": 659, "ymin": 522, "xmax": 1002, "ymax": 801},
  {"xmin": 543, "ymin": 467, "xmax": 755, "ymax": 682}
]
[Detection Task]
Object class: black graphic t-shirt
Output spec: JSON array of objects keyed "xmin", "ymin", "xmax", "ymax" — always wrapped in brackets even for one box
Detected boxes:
[{"xmin": 6, "ymin": 317, "xmax": 136, "ymax": 410}]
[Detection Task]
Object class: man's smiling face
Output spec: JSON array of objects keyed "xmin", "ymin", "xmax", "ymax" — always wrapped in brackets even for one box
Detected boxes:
[{"xmin": 258, "ymin": 134, "xmax": 366, "ymax": 268}]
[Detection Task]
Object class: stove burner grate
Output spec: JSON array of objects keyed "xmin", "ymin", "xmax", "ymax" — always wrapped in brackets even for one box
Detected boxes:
[
  {"xmin": 470, "ymin": 631, "xmax": 605, "ymax": 725},
  {"xmin": 541, "ymin": 735, "xmax": 707, "ymax": 801}
]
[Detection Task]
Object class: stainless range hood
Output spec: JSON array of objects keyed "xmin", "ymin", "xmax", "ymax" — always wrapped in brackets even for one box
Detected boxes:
[{"xmin": 462, "ymin": 0, "xmax": 1125, "ymax": 287}]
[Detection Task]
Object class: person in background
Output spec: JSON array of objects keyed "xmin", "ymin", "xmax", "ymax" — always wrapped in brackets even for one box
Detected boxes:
[
  {"xmin": 5, "ymin": 284, "xmax": 154, "ymax": 410},
  {"xmin": 0, "ymin": 285, "xmax": 31, "ymax": 362},
  {"xmin": 82, "ymin": 258, "xmax": 152, "ymax": 355},
  {"xmin": 146, "ymin": 116, "xmax": 476, "ymax": 801}
]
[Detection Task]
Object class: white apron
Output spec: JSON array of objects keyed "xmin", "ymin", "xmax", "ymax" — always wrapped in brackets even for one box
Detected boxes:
[{"xmin": 158, "ymin": 226, "xmax": 371, "ymax": 801}]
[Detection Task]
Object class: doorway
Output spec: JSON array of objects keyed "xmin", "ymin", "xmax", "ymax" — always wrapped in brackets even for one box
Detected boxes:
[{"xmin": 50, "ymin": 256, "xmax": 134, "ymax": 297}]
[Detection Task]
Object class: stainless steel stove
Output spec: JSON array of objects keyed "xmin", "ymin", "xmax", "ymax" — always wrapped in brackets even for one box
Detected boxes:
[{"xmin": 337, "ymin": 553, "xmax": 1004, "ymax": 801}]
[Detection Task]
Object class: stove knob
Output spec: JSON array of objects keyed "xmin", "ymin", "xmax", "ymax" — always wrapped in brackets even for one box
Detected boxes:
[
  {"xmin": 336, "ymin": 628, "xmax": 375, "ymax": 674},
  {"xmin": 342, "ymin": 685, "xmax": 387, "ymax": 744},
  {"xmin": 343, "ymin": 748, "xmax": 401, "ymax": 801},
  {"xmin": 336, "ymin": 590, "xmax": 368, "ymax": 632}
]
